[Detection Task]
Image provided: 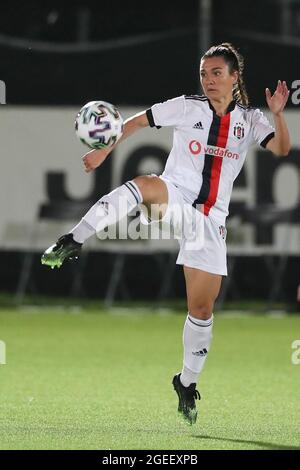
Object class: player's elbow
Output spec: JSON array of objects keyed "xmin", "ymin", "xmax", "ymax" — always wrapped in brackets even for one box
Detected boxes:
[
  {"xmin": 267, "ymin": 136, "xmax": 290, "ymax": 157},
  {"xmin": 274, "ymin": 145, "xmax": 290, "ymax": 157},
  {"xmin": 271, "ymin": 142, "xmax": 291, "ymax": 157}
]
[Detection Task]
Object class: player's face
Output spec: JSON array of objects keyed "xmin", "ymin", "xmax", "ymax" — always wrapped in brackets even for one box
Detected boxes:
[{"xmin": 200, "ymin": 57, "xmax": 238, "ymax": 101}]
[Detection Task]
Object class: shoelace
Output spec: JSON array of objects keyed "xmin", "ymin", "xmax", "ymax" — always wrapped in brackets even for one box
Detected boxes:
[{"xmin": 186, "ymin": 387, "xmax": 201, "ymax": 404}]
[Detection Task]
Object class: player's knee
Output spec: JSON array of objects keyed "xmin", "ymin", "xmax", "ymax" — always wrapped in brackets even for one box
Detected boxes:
[
  {"xmin": 133, "ymin": 175, "xmax": 157, "ymax": 203},
  {"xmin": 189, "ymin": 305, "xmax": 213, "ymax": 320}
]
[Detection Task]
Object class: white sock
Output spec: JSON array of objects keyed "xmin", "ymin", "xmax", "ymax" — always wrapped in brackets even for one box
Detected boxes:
[
  {"xmin": 70, "ymin": 219, "xmax": 94, "ymax": 244},
  {"xmin": 180, "ymin": 313, "xmax": 213, "ymax": 387},
  {"xmin": 70, "ymin": 181, "xmax": 143, "ymax": 244}
]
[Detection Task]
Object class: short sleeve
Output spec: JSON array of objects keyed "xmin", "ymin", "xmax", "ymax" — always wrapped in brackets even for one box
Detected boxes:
[
  {"xmin": 251, "ymin": 109, "xmax": 275, "ymax": 148},
  {"xmin": 146, "ymin": 95, "xmax": 186, "ymax": 129}
]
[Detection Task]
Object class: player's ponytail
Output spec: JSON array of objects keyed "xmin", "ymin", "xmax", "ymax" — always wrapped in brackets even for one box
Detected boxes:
[{"xmin": 202, "ymin": 42, "xmax": 249, "ymax": 107}]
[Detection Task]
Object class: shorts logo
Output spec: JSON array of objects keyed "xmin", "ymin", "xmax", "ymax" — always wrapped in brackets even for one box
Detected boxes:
[
  {"xmin": 219, "ymin": 225, "xmax": 226, "ymax": 239},
  {"xmin": 233, "ymin": 122, "xmax": 244, "ymax": 140}
]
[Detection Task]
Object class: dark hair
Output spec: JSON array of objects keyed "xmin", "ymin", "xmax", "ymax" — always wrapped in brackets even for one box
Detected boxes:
[{"xmin": 201, "ymin": 42, "xmax": 249, "ymax": 107}]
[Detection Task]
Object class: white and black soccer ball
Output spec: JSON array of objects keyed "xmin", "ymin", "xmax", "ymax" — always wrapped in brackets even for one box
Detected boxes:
[{"xmin": 75, "ymin": 100, "xmax": 123, "ymax": 150}]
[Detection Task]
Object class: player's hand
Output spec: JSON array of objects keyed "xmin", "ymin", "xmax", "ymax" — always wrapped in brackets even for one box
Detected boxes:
[
  {"xmin": 265, "ymin": 80, "xmax": 290, "ymax": 115},
  {"xmin": 82, "ymin": 148, "xmax": 109, "ymax": 173}
]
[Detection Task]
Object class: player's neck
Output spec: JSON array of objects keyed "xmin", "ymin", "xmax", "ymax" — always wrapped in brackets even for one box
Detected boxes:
[{"xmin": 209, "ymin": 96, "xmax": 235, "ymax": 117}]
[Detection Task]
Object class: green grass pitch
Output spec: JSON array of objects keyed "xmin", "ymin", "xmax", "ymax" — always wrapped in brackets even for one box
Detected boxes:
[{"xmin": 0, "ymin": 307, "xmax": 300, "ymax": 450}]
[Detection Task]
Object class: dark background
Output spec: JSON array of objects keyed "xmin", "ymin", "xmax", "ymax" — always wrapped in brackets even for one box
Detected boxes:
[{"xmin": 1, "ymin": 0, "xmax": 299, "ymax": 106}]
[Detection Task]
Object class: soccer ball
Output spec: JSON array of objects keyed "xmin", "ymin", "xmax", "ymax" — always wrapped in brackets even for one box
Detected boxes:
[{"xmin": 75, "ymin": 100, "xmax": 123, "ymax": 150}]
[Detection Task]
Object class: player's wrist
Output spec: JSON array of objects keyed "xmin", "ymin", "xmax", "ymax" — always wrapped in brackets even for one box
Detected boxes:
[
  {"xmin": 273, "ymin": 108, "xmax": 284, "ymax": 115},
  {"xmin": 272, "ymin": 110, "xmax": 284, "ymax": 118},
  {"xmin": 94, "ymin": 147, "xmax": 110, "ymax": 158}
]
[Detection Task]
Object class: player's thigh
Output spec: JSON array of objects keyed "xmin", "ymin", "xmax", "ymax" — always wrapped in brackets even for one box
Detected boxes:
[
  {"xmin": 184, "ymin": 266, "xmax": 222, "ymax": 320},
  {"xmin": 133, "ymin": 175, "xmax": 168, "ymax": 219}
]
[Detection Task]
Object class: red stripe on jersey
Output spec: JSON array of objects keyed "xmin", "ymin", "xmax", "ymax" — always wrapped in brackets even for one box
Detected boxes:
[{"xmin": 204, "ymin": 113, "xmax": 231, "ymax": 216}]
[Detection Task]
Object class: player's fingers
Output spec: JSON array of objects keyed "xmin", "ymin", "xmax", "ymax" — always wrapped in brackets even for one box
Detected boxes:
[
  {"xmin": 283, "ymin": 81, "xmax": 289, "ymax": 95},
  {"xmin": 283, "ymin": 88, "xmax": 290, "ymax": 99},
  {"xmin": 280, "ymin": 90, "xmax": 290, "ymax": 111},
  {"xmin": 284, "ymin": 90, "xmax": 290, "ymax": 103},
  {"xmin": 265, "ymin": 88, "xmax": 271, "ymax": 99},
  {"xmin": 275, "ymin": 80, "xmax": 282, "ymax": 95},
  {"xmin": 82, "ymin": 156, "xmax": 91, "ymax": 172},
  {"xmin": 282, "ymin": 87, "xmax": 289, "ymax": 101}
]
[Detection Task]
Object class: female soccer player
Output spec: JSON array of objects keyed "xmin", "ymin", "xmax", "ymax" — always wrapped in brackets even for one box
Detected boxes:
[{"xmin": 42, "ymin": 43, "xmax": 290, "ymax": 425}]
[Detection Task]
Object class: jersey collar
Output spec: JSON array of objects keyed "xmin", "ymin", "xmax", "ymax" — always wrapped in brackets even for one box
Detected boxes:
[{"xmin": 207, "ymin": 98, "xmax": 236, "ymax": 115}]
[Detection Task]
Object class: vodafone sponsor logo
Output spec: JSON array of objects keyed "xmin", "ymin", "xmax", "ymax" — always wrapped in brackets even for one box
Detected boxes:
[
  {"xmin": 189, "ymin": 140, "xmax": 202, "ymax": 155},
  {"xmin": 189, "ymin": 140, "xmax": 239, "ymax": 160}
]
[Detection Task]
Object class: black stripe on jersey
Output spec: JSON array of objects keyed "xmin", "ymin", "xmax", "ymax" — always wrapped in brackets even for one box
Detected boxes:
[
  {"xmin": 226, "ymin": 100, "xmax": 236, "ymax": 113},
  {"xmin": 146, "ymin": 108, "xmax": 161, "ymax": 129},
  {"xmin": 124, "ymin": 182, "xmax": 139, "ymax": 204},
  {"xmin": 236, "ymin": 102, "xmax": 250, "ymax": 110},
  {"xmin": 260, "ymin": 131, "xmax": 275, "ymax": 148},
  {"xmin": 207, "ymin": 99, "xmax": 236, "ymax": 115},
  {"xmin": 192, "ymin": 113, "xmax": 221, "ymax": 207},
  {"xmin": 127, "ymin": 181, "xmax": 141, "ymax": 203},
  {"xmin": 236, "ymin": 102, "xmax": 257, "ymax": 113},
  {"xmin": 185, "ymin": 94, "xmax": 208, "ymax": 101},
  {"xmin": 146, "ymin": 108, "xmax": 155, "ymax": 127}
]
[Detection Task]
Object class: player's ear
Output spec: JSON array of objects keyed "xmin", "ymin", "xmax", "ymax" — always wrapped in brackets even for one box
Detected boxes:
[{"xmin": 232, "ymin": 70, "xmax": 239, "ymax": 85}]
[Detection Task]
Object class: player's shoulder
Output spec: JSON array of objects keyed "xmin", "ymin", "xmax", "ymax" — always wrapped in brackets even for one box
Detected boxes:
[
  {"xmin": 184, "ymin": 94, "xmax": 209, "ymax": 104},
  {"xmin": 184, "ymin": 94, "xmax": 210, "ymax": 111},
  {"xmin": 184, "ymin": 94, "xmax": 208, "ymax": 101},
  {"xmin": 238, "ymin": 105, "xmax": 270, "ymax": 128},
  {"xmin": 236, "ymin": 101, "xmax": 256, "ymax": 113},
  {"xmin": 236, "ymin": 102, "xmax": 263, "ymax": 125}
]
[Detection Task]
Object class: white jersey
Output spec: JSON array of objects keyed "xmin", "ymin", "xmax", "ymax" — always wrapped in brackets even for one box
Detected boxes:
[{"xmin": 146, "ymin": 95, "xmax": 274, "ymax": 224}]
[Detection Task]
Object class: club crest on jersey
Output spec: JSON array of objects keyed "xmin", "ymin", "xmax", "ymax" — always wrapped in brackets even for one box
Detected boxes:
[{"xmin": 233, "ymin": 122, "xmax": 244, "ymax": 140}]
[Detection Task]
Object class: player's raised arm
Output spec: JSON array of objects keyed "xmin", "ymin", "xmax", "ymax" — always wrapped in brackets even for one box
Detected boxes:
[
  {"xmin": 265, "ymin": 80, "xmax": 291, "ymax": 157},
  {"xmin": 82, "ymin": 111, "xmax": 149, "ymax": 173}
]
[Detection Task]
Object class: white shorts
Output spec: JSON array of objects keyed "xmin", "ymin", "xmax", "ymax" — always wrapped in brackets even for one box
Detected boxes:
[{"xmin": 140, "ymin": 175, "xmax": 228, "ymax": 276}]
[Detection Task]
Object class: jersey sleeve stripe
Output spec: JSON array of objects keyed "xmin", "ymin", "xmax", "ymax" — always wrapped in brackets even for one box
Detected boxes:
[
  {"xmin": 146, "ymin": 108, "xmax": 161, "ymax": 129},
  {"xmin": 260, "ymin": 131, "xmax": 275, "ymax": 148}
]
